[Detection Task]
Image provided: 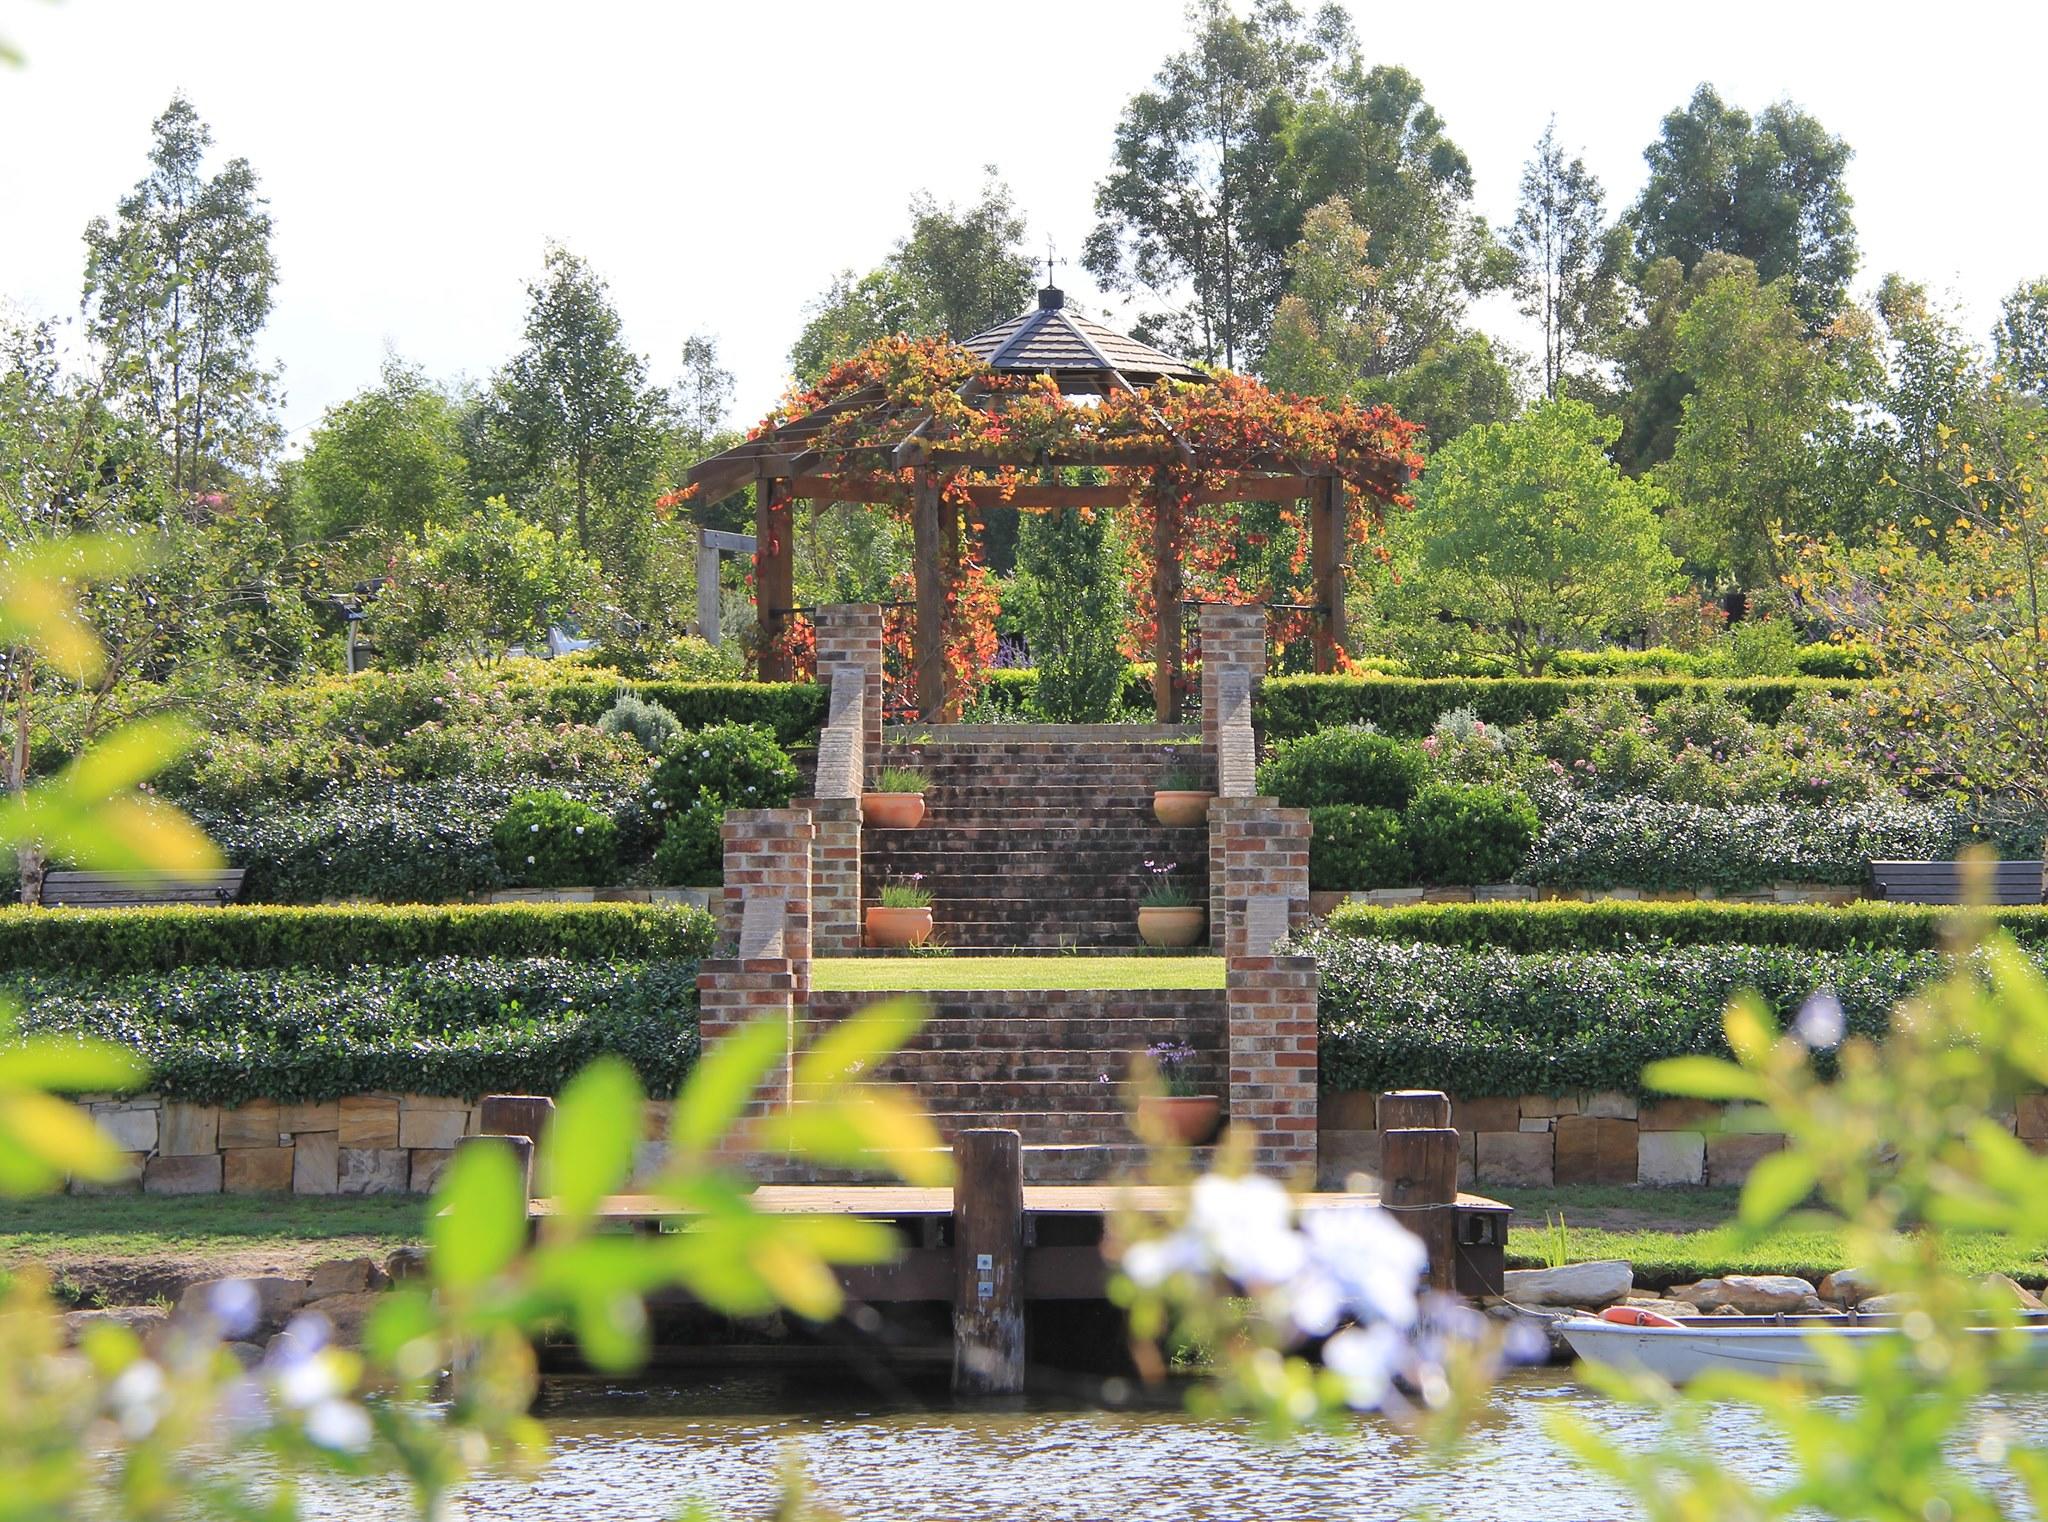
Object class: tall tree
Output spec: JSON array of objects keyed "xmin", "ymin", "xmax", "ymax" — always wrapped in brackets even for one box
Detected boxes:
[
  {"xmin": 1659, "ymin": 266, "xmax": 1857, "ymax": 588},
  {"xmin": 1628, "ymin": 84, "xmax": 1857, "ymax": 327},
  {"xmin": 1385, "ymin": 397, "xmax": 1680, "ymax": 674},
  {"xmin": 789, "ymin": 174, "xmax": 1035, "ymax": 381},
  {"xmin": 287, "ymin": 356, "xmax": 468, "ymax": 545},
  {"xmin": 1994, "ymin": 277, "xmax": 2048, "ymax": 400},
  {"xmin": 481, "ymin": 246, "xmax": 669, "ymax": 562},
  {"xmin": 1506, "ymin": 119, "xmax": 1627, "ymax": 396},
  {"xmin": 81, "ymin": 94, "xmax": 278, "ymax": 497}
]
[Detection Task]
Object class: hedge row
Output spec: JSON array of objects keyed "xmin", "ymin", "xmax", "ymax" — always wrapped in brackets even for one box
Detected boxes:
[
  {"xmin": 13, "ymin": 957, "xmax": 703, "ymax": 1106},
  {"xmin": 1322, "ymin": 899, "xmax": 2048, "ymax": 954},
  {"xmin": 1256, "ymin": 675, "xmax": 1862, "ymax": 739},
  {"xmin": 979, "ymin": 667, "xmax": 1157, "ymax": 718},
  {"xmin": 0, "ymin": 902, "xmax": 716, "ymax": 974},
  {"xmin": 1308, "ymin": 931, "xmax": 1952, "ymax": 1098}
]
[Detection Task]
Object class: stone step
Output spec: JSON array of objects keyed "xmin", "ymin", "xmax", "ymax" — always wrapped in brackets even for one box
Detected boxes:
[{"xmin": 840, "ymin": 1051, "xmax": 1227, "ymax": 1086}]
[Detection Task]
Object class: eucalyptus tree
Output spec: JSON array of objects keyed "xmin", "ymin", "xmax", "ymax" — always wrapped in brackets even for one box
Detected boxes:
[{"xmin": 1506, "ymin": 119, "xmax": 1628, "ymax": 397}]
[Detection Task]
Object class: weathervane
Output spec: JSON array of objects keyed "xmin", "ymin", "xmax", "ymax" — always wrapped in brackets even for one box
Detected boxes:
[{"xmin": 1044, "ymin": 238, "xmax": 1061, "ymax": 289}]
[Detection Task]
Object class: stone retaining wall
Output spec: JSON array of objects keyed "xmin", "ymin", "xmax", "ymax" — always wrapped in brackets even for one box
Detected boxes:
[
  {"xmin": 1308, "ymin": 883, "xmax": 1865, "ymax": 916},
  {"xmin": 1320, "ymin": 1090, "xmax": 2048, "ymax": 1192}
]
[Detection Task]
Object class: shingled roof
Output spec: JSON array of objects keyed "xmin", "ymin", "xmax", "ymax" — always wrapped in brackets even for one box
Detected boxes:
[{"xmin": 961, "ymin": 287, "xmax": 1208, "ymax": 385}]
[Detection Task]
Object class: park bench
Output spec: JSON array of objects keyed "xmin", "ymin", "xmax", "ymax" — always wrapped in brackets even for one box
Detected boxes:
[
  {"xmin": 38, "ymin": 869, "xmax": 247, "ymax": 909},
  {"xmin": 1868, "ymin": 859, "xmax": 2043, "ymax": 906}
]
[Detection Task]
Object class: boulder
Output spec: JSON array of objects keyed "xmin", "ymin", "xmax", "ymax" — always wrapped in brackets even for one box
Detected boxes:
[
  {"xmin": 1980, "ymin": 1273, "xmax": 2045, "ymax": 1311},
  {"xmin": 1502, "ymin": 1259, "xmax": 1634, "ymax": 1309},
  {"xmin": 62, "ymin": 1305, "xmax": 169, "ymax": 1349},
  {"xmin": 300, "ymin": 1292, "xmax": 382, "ymax": 1348},
  {"xmin": 1858, "ymin": 1293, "xmax": 1914, "ymax": 1315},
  {"xmin": 1624, "ymin": 1297, "xmax": 1700, "ymax": 1318},
  {"xmin": 1818, "ymin": 1267, "xmax": 1883, "ymax": 1308},
  {"xmin": 306, "ymin": 1257, "xmax": 385, "ymax": 1301},
  {"xmin": 176, "ymin": 1275, "xmax": 308, "ymax": 1336},
  {"xmin": 1671, "ymin": 1274, "xmax": 1820, "ymax": 1315}
]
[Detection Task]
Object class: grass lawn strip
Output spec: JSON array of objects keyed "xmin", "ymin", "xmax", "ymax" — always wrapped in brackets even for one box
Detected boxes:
[{"xmin": 812, "ymin": 955, "xmax": 1227, "ymax": 992}]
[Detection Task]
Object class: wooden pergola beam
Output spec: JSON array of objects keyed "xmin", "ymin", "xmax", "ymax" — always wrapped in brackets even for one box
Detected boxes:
[
  {"xmin": 912, "ymin": 472, "xmax": 947, "ymax": 721},
  {"xmin": 782, "ymin": 474, "xmax": 1319, "ymax": 510},
  {"xmin": 1309, "ymin": 474, "xmax": 1346, "ymax": 673}
]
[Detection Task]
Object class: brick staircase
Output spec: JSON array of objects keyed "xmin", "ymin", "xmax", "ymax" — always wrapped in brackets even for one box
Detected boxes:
[
  {"xmin": 861, "ymin": 726, "xmax": 1213, "ymax": 950},
  {"xmin": 799, "ymin": 986, "xmax": 1227, "ymax": 1182}
]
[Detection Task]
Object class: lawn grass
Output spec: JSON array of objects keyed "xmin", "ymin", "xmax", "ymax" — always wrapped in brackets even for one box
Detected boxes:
[
  {"xmin": 812, "ymin": 955, "xmax": 1227, "ymax": 992},
  {"xmin": 1494, "ymin": 1185, "xmax": 2048, "ymax": 1287},
  {"xmin": 0, "ymin": 1193, "xmax": 426, "ymax": 1263}
]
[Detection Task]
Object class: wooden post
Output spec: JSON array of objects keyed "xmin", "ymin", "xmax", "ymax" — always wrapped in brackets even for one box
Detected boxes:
[
  {"xmin": 1152, "ymin": 474, "xmax": 1182, "ymax": 723},
  {"xmin": 755, "ymin": 479, "xmax": 794, "ymax": 680},
  {"xmin": 695, "ymin": 526, "xmax": 722, "ymax": 643},
  {"xmin": 479, "ymin": 1095, "xmax": 556, "ymax": 1150},
  {"xmin": 1310, "ymin": 475, "xmax": 1346, "ymax": 674},
  {"xmin": 1381, "ymin": 1126, "xmax": 1459, "ymax": 1293},
  {"xmin": 951, "ymin": 1128, "xmax": 1025, "ymax": 1395},
  {"xmin": 454, "ymin": 1133, "xmax": 537, "ymax": 1201},
  {"xmin": 913, "ymin": 472, "xmax": 947, "ymax": 723},
  {"xmin": 1375, "ymin": 1090, "xmax": 1450, "ymax": 1132}
]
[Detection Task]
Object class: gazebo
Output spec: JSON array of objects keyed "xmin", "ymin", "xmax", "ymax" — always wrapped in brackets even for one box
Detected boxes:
[{"xmin": 683, "ymin": 286, "xmax": 1419, "ymax": 720}]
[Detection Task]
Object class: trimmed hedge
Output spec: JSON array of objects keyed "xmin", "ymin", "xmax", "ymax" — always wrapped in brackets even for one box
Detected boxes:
[
  {"xmin": 1257, "ymin": 675, "xmax": 1862, "ymax": 740},
  {"xmin": 0, "ymin": 902, "xmax": 715, "ymax": 974},
  {"xmin": 1259, "ymin": 728, "xmax": 1425, "ymax": 809},
  {"xmin": 1309, "ymin": 806, "xmax": 1411, "ymax": 891},
  {"xmin": 1323, "ymin": 899, "xmax": 2048, "ymax": 954},
  {"xmin": 1309, "ymin": 930, "xmax": 1954, "ymax": 1097},
  {"xmin": 13, "ymin": 956, "xmax": 703, "ymax": 1105},
  {"xmin": 980, "ymin": 666, "xmax": 1156, "ymax": 719}
]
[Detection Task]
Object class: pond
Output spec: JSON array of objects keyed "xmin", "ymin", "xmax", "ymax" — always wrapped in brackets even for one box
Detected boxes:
[{"xmin": 309, "ymin": 1368, "xmax": 2048, "ymax": 1521}]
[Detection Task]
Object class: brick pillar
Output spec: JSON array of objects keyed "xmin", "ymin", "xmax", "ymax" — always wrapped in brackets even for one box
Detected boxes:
[
  {"xmin": 1213, "ymin": 802, "xmax": 1309, "ymax": 957},
  {"xmin": 718, "ymin": 809, "xmax": 813, "ymax": 989},
  {"xmin": 809, "ymin": 797, "xmax": 862, "ymax": 954},
  {"xmin": 1227, "ymin": 952, "xmax": 1319, "ymax": 1177},
  {"xmin": 694, "ymin": 958, "xmax": 798, "ymax": 1167},
  {"xmin": 1199, "ymin": 604, "xmax": 1267, "ymax": 755},
  {"xmin": 814, "ymin": 603, "xmax": 883, "ymax": 759}
]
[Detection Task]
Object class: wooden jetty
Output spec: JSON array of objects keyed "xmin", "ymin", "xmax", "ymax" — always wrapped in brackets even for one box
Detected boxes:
[{"xmin": 478, "ymin": 1097, "xmax": 1511, "ymax": 1396}]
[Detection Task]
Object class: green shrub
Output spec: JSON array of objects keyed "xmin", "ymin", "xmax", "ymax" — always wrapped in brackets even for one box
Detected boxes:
[
  {"xmin": 1548, "ymin": 648, "xmax": 1706, "ymax": 677},
  {"xmin": 1403, "ymin": 783, "xmax": 1537, "ymax": 884},
  {"xmin": 1308, "ymin": 930, "xmax": 1952, "ymax": 1097},
  {"xmin": 978, "ymin": 667, "xmax": 1155, "ymax": 718},
  {"xmin": 651, "ymin": 794, "xmax": 728, "ymax": 887},
  {"xmin": 13, "ymin": 956, "xmax": 703, "ymax": 1105},
  {"xmin": 1795, "ymin": 642, "xmax": 1880, "ymax": 679},
  {"xmin": 1258, "ymin": 727, "xmax": 1426, "ymax": 808},
  {"xmin": 1522, "ymin": 796, "xmax": 1970, "ymax": 891},
  {"xmin": 0, "ymin": 901, "xmax": 713, "ymax": 971},
  {"xmin": 528, "ymin": 680, "xmax": 827, "ymax": 745},
  {"xmin": 648, "ymin": 723, "xmax": 799, "ymax": 815},
  {"xmin": 1256, "ymin": 675, "xmax": 1861, "ymax": 740},
  {"xmin": 492, "ymin": 790, "xmax": 620, "ymax": 887},
  {"xmin": 1308, "ymin": 806, "xmax": 1412, "ymax": 890},
  {"xmin": 1322, "ymin": 898, "xmax": 2048, "ymax": 954},
  {"xmin": 597, "ymin": 692, "xmax": 685, "ymax": 754}
]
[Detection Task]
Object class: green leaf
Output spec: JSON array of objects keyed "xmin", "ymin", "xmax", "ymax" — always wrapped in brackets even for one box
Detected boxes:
[
  {"xmin": 429, "ymin": 1140, "xmax": 528, "ymax": 1293},
  {"xmin": 0, "ymin": 1038, "xmax": 146, "ymax": 1094},
  {"xmin": 671, "ymin": 1015, "xmax": 787, "ymax": 1157},
  {"xmin": 792, "ymin": 996, "xmax": 927, "ymax": 1088},
  {"xmin": 0, "ymin": 1090, "xmax": 124, "ymax": 1189},
  {"xmin": 538, "ymin": 1056, "xmax": 643, "ymax": 1223},
  {"xmin": 1643, "ymin": 1055, "xmax": 1764, "ymax": 1101},
  {"xmin": 1738, "ymin": 1146, "xmax": 1817, "ymax": 1228}
]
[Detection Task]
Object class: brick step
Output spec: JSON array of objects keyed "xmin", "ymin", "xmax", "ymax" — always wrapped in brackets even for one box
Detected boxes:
[
  {"xmin": 775, "ymin": 1141, "xmax": 1218, "ymax": 1186},
  {"xmin": 839, "ymin": 1052, "xmax": 1227, "ymax": 1085}
]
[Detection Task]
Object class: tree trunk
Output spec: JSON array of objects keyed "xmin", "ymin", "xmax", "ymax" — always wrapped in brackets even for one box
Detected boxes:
[
  {"xmin": 575, "ymin": 452, "xmax": 592, "ymax": 551},
  {"xmin": 9, "ymin": 663, "xmax": 39, "ymax": 907}
]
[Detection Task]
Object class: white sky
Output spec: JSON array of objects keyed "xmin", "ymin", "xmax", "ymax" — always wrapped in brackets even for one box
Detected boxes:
[{"xmin": 3, "ymin": 0, "xmax": 2044, "ymax": 449}]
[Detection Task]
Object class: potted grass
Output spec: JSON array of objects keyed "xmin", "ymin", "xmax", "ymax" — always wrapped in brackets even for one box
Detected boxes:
[
  {"xmin": 862, "ymin": 766, "xmax": 928, "ymax": 829},
  {"xmin": 865, "ymin": 873, "xmax": 934, "ymax": 948},
  {"xmin": 1136, "ymin": 860, "xmax": 1206, "ymax": 948},
  {"xmin": 1135, "ymin": 1038, "xmax": 1221, "ymax": 1145},
  {"xmin": 1152, "ymin": 764, "xmax": 1215, "ymax": 828}
]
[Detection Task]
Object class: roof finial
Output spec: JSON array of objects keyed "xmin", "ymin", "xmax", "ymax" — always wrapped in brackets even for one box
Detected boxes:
[{"xmin": 1038, "ymin": 238, "xmax": 1064, "ymax": 311}]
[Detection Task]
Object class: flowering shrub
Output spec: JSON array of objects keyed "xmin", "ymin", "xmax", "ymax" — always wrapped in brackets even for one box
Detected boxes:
[
  {"xmin": 644, "ymin": 722, "xmax": 801, "ymax": 885},
  {"xmin": 1139, "ymin": 859, "xmax": 1198, "ymax": 908},
  {"xmin": 1520, "ymin": 796, "xmax": 1971, "ymax": 891},
  {"xmin": 1257, "ymin": 726, "xmax": 1423, "ymax": 809},
  {"xmin": 491, "ymin": 790, "xmax": 619, "ymax": 888},
  {"xmin": 1307, "ymin": 930, "xmax": 1942, "ymax": 1096}
]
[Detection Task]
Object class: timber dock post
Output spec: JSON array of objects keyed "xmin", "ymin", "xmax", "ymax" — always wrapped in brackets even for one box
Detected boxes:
[
  {"xmin": 1380, "ymin": 1087, "xmax": 1460, "ymax": 1292},
  {"xmin": 951, "ymin": 1128, "xmax": 1026, "ymax": 1395}
]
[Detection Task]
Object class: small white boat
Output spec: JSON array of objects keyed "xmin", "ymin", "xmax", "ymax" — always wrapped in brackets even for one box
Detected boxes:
[{"xmin": 1559, "ymin": 1308, "xmax": 2048, "ymax": 1384}]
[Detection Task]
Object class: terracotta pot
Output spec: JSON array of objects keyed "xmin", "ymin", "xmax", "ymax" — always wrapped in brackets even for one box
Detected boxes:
[
  {"xmin": 1153, "ymin": 789, "xmax": 1215, "ymax": 828},
  {"xmin": 1137, "ymin": 1094, "xmax": 1222, "ymax": 1146},
  {"xmin": 865, "ymin": 904, "xmax": 933, "ymax": 948},
  {"xmin": 862, "ymin": 792, "xmax": 926, "ymax": 829},
  {"xmin": 1138, "ymin": 905, "xmax": 1207, "ymax": 948}
]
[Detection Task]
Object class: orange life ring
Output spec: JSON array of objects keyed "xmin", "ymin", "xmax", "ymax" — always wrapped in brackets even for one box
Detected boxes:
[{"xmin": 1600, "ymin": 1305, "xmax": 1681, "ymax": 1327}]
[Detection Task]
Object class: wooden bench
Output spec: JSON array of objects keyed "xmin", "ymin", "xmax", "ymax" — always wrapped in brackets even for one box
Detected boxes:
[
  {"xmin": 1869, "ymin": 860, "xmax": 2043, "ymax": 906},
  {"xmin": 39, "ymin": 869, "xmax": 247, "ymax": 909}
]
